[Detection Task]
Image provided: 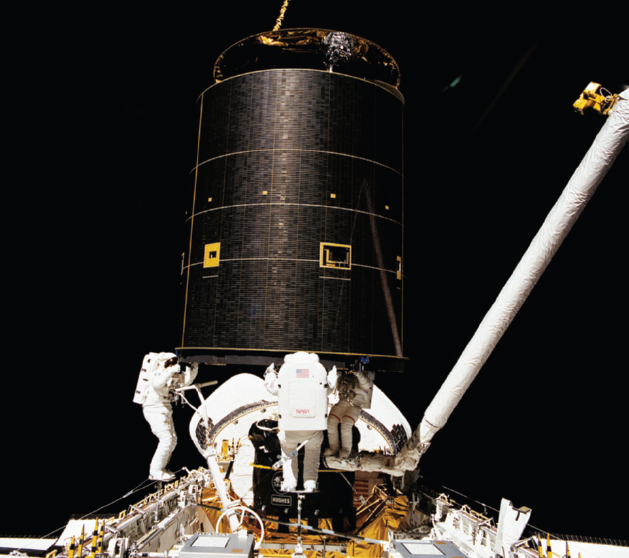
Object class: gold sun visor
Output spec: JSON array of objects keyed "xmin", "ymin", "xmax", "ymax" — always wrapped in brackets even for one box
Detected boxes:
[{"xmin": 213, "ymin": 28, "xmax": 401, "ymax": 91}]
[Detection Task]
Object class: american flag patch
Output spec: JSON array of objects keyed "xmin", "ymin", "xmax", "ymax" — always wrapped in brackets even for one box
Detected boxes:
[{"xmin": 295, "ymin": 368, "xmax": 309, "ymax": 378}]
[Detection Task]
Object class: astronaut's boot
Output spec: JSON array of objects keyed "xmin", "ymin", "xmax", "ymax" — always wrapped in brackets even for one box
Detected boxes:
[
  {"xmin": 324, "ymin": 446, "xmax": 339, "ymax": 456},
  {"xmin": 281, "ymin": 460, "xmax": 298, "ymax": 492},
  {"xmin": 150, "ymin": 470, "xmax": 176, "ymax": 481},
  {"xmin": 338, "ymin": 448, "xmax": 351, "ymax": 459},
  {"xmin": 281, "ymin": 468, "xmax": 297, "ymax": 492},
  {"xmin": 303, "ymin": 480, "xmax": 317, "ymax": 493}
]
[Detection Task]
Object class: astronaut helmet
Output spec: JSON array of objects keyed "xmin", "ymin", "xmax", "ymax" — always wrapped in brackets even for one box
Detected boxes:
[{"xmin": 160, "ymin": 352, "xmax": 178, "ymax": 368}]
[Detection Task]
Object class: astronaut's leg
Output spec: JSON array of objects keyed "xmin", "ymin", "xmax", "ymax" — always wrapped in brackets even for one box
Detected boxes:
[
  {"xmin": 324, "ymin": 404, "xmax": 342, "ymax": 456},
  {"xmin": 302, "ymin": 430, "xmax": 323, "ymax": 492},
  {"xmin": 278, "ymin": 430, "xmax": 299, "ymax": 491},
  {"xmin": 143, "ymin": 404, "xmax": 177, "ymax": 480},
  {"xmin": 339, "ymin": 404, "xmax": 361, "ymax": 459}
]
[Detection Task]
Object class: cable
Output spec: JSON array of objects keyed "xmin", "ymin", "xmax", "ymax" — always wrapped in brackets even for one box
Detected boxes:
[
  {"xmin": 199, "ymin": 502, "xmax": 385, "ymax": 546},
  {"xmin": 19, "ymin": 476, "xmax": 164, "ymax": 553}
]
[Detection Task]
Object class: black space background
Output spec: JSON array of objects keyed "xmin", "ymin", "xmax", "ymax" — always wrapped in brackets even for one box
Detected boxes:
[{"xmin": 3, "ymin": 4, "xmax": 626, "ymax": 542}]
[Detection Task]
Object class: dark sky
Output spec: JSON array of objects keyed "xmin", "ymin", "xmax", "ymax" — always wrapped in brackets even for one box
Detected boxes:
[{"xmin": 4, "ymin": 3, "xmax": 626, "ymax": 543}]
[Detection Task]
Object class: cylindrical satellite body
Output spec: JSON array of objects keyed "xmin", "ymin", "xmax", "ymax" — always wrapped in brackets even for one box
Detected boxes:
[{"xmin": 179, "ymin": 29, "xmax": 405, "ymax": 371}]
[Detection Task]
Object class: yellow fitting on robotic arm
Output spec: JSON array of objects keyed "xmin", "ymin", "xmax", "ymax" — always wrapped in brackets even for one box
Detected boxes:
[{"xmin": 573, "ymin": 82, "xmax": 619, "ymax": 115}]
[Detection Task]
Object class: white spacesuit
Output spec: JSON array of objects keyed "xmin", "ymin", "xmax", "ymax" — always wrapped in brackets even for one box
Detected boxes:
[
  {"xmin": 324, "ymin": 370, "xmax": 373, "ymax": 459},
  {"xmin": 264, "ymin": 352, "xmax": 336, "ymax": 493},
  {"xmin": 138, "ymin": 352, "xmax": 198, "ymax": 481}
]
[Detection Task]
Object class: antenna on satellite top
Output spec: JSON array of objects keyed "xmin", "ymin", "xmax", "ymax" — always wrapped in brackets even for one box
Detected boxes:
[{"xmin": 273, "ymin": 0, "xmax": 291, "ymax": 31}]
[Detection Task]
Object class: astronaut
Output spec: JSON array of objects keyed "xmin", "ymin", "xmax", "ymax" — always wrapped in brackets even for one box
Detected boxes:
[
  {"xmin": 324, "ymin": 369, "xmax": 373, "ymax": 459},
  {"xmin": 136, "ymin": 352, "xmax": 198, "ymax": 481},
  {"xmin": 264, "ymin": 352, "xmax": 336, "ymax": 493}
]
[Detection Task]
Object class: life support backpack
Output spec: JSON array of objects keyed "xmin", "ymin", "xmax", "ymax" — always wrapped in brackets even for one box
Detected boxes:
[
  {"xmin": 133, "ymin": 352, "xmax": 160, "ymax": 404},
  {"xmin": 276, "ymin": 352, "xmax": 329, "ymax": 431}
]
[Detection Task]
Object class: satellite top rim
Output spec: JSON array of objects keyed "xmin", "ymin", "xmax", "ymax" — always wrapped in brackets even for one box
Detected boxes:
[{"xmin": 213, "ymin": 27, "xmax": 401, "ymax": 89}]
